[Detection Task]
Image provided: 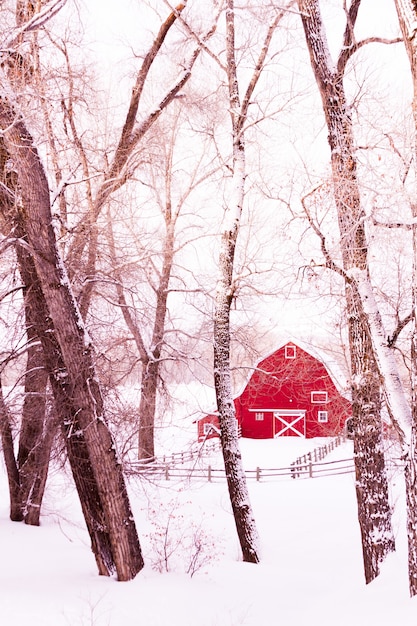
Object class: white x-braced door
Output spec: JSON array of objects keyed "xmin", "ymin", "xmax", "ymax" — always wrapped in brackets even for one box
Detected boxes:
[{"xmin": 273, "ymin": 410, "xmax": 306, "ymax": 437}]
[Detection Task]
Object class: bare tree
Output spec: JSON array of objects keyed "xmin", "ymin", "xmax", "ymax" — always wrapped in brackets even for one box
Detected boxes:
[
  {"xmin": 296, "ymin": 0, "xmax": 400, "ymax": 583},
  {"xmin": 0, "ymin": 0, "xmax": 145, "ymax": 579},
  {"xmin": 104, "ymin": 105, "xmax": 220, "ymax": 461},
  {"xmin": 40, "ymin": 1, "xmax": 220, "ymax": 462},
  {"xmin": 0, "ymin": 92, "xmax": 55, "ymax": 525},
  {"xmin": 212, "ymin": 0, "xmax": 295, "ymax": 563}
]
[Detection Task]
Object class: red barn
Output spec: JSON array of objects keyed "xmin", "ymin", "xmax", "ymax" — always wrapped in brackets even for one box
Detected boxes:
[{"xmin": 198, "ymin": 342, "xmax": 351, "ymax": 441}]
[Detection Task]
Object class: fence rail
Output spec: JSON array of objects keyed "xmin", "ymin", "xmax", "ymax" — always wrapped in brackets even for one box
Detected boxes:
[
  {"xmin": 126, "ymin": 455, "xmax": 357, "ymax": 482},
  {"xmin": 291, "ymin": 434, "xmax": 345, "ymax": 469},
  {"xmin": 128, "ymin": 438, "xmax": 222, "ymax": 470},
  {"xmin": 125, "ymin": 434, "xmax": 355, "ymax": 482}
]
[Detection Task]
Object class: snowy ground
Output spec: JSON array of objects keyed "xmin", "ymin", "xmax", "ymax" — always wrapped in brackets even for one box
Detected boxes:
[{"xmin": 0, "ymin": 437, "xmax": 415, "ymax": 626}]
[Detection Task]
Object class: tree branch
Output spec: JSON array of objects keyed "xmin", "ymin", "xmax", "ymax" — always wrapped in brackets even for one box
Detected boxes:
[
  {"xmin": 5, "ymin": 0, "xmax": 67, "ymax": 48},
  {"xmin": 301, "ymin": 185, "xmax": 347, "ymax": 280},
  {"xmin": 238, "ymin": 2, "xmax": 296, "ymax": 136},
  {"xmin": 387, "ymin": 312, "xmax": 413, "ymax": 347}
]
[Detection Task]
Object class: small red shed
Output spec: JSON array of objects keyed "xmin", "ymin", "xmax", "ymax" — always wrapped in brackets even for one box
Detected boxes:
[{"xmin": 198, "ymin": 341, "xmax": 351, "ymax": 441}]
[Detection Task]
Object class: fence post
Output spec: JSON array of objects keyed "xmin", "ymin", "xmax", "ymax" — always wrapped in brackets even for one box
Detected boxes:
[
  {"xmin": 165, "ymin": 464, "xmax": 169, "ymax": 480},
  {"xmin": 256, "ymin": 467, "xmax": 261, "ymax": 482},
  {"xmin": 208, "ymin": 465, "xmax": 212, "ymax": 482},
  {"xmin": 309, "ymin": 461, "xmax": 313, "ymax": 478},
  {"xmin": 292, "ymin": 460, "xmax": 298, "ymax": 478}
]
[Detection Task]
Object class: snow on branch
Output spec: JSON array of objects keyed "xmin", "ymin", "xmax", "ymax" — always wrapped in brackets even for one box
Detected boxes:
[{"xmin": 5, "ymin": 0, "xmax": 67, "ymax": 49}]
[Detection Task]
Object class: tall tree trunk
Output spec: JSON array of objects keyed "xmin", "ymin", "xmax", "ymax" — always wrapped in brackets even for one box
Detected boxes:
[
  {"xmin": 0, "ymin": 99, "xmax": 144, "ymax": 581},
  {"xmin": 13, "ymin": 217, "xmax": 140, "ymax": 576},
  {"xmin": 214, "ymin": 249, "xmax": 260, "ymax": 562},
  {"xmin": 213, "ymin": 127, "xmax": 260, "ymax": 562},
  {"xmin": 213, "ymin": 0, "xmax": 290, "ymax": 564},
  {"xmin": 0, "ymin": 135, "xmax": 54, "ymax": 525},
  {"xmin": 297, "ymin": 0, "xmax": 395, "ymax": 582}
]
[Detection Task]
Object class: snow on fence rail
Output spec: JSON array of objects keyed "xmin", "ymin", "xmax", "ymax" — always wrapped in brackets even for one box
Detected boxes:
[
  {"xmin": 125, "ymin": 456, "xmax": 356, "ymax": 482},
  {"xmin": 125, "ymin": 434, "xmax": 351, "ymax": 481},
  {"xmin": 125, "ymin": 434, "xmax": 404, "ymax": 482}
]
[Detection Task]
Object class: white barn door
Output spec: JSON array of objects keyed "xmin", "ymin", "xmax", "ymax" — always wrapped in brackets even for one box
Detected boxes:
[{"xmin": 273, "ymin": 410, "xmax": 306, "ymax": 437}]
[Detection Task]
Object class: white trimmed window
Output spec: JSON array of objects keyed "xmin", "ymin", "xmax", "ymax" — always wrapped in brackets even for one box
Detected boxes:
[
  {"xmin": 255, "ymin": 412, "xmax": 264, "ymax": 421},
  {"xmin": 311, "ymin": 391, "xmax": 328, "ymax": 404},
  {"xmin": 318, "ymin": 411, "xmax": 328, "ymax": 423},
  {"xmin": 285, "ymin": 345, "xmax": 296, "ymax": 359}
]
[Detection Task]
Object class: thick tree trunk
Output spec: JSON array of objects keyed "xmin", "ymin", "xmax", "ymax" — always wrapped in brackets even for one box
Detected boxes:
[
  {"xmin": 297, "ymin": 0, "xmax": 395, "ymax": 582},
  {"xmin": 0, "ymin": 100, "xmax": 143, "ymax": 581},
  {"xmin": 347, "ymin": 284, "xmax": 395, "ymax": 583},
  {"xmin": 13, "ymin": 219, "xmax": 138, "ymax": 574},
  {"xmin": 0, "ymin": 136, "xmax": 54, "ymax": 525}
]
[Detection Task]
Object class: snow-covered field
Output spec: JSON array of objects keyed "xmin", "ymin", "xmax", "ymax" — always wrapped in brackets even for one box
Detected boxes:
[{"xmin": 0, "ymin": 437, "xmax": 415, "ymax": 626}]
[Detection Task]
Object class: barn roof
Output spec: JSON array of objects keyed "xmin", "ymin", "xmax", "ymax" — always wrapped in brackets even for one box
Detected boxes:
[{"xmin": 197, "ymin": 338, "xmax": 351, "ymax": 421}]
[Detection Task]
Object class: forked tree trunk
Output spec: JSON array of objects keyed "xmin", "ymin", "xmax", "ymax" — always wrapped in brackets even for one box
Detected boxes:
[
  {"xmin": 297, "ymin": 0, "xmax": 395, "ymax": 582},
  {"xmin": 13, "ymin": 217, "xmax": 142, "ymax": 576},
  {"xmin": 0, "ymin": 99, "xmax": 144, "ymax": 581},
  {"xmin": 137, "ymin": 226, "xmax": 174, "ymax": 462},
  {"xmin": 0, "ymin": 136, "xmax": 54, "ymax": 525},
  {"xmin": 107, "ymin": 207, "xmax": 175, "ymax": 463}
]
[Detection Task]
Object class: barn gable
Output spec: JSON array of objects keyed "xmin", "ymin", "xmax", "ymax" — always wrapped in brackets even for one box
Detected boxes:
[{"xmin": 197, "ymin": 342, "xmax": 351, "ymax": 441}]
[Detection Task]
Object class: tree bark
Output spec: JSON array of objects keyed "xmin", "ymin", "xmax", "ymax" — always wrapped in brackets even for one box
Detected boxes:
[
  {"xmin": 0, "ymin": 378, "xmax": 23, "ymax": 521},
  {"xmin": 0, "ymin": 99, "xmax": 144, "ymax": 581},
  {"xmin": 0, "ymin": 132, "xmax": 54, "ymax": 525},
  {"xmin": 297, "ymin": 0, "xmax": 395, "ymax": 582},
  {"xmin": 393, "ymin": 0, "xmax": 417, "ymax": 597},
  {"xmin": 16, "ymin": 290, "xmax": 56, "ymax": 526}
]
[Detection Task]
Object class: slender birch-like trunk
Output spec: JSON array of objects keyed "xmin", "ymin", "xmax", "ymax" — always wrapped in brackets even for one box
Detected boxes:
[
  {"xmin": 213, "ymin": 0, "xmax": 292, "ymax": 563},
  {"xmin": 393, "ymin": 0, "xmax": 417, "ymax": 597},
  {"xmin": 214, "ymin": 0, "xmax": 260, "ymax": 563}
]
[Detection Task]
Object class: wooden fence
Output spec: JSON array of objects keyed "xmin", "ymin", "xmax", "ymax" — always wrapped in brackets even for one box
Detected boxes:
[
  {"xmin": 290, "ymin": 434, "xmax": 345, "ymax": 474},
  {"xmin": 125, "ymin": 433, "xmax": 405, "ymax": 482},
  {"xmin": 127, "ymin": 438, "xmax": 221, "ymax": 469},
  {"xmin": 126, "ymin": 455, "xmax": 356, "ymax": 482},
  {"xmin": 125, "ymin": 434, "xmax": 352, "ymax": 482}
]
